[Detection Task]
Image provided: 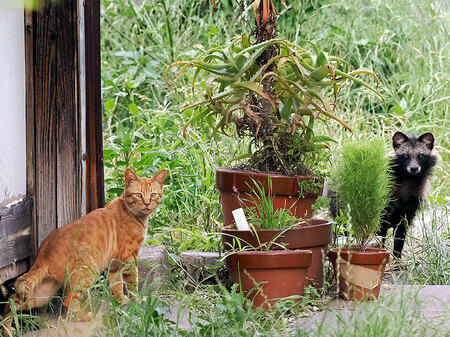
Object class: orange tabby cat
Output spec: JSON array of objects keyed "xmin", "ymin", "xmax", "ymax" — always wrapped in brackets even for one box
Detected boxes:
[{"xmin": 1, "ymin": 168, "xmax": 166, "ymax": 334}]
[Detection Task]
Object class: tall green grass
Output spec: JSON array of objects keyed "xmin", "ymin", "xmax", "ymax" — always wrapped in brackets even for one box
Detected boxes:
[
  {"xmin": 4, "ymin": 279, "xmax": 448, "ymax": 336},
  {"xmin": 101, "ymin": 0, "xmax": 249, "ymax": 249},
  {"xmin": 0, "ymin": 279, "xmax": 322, "ymax": 336},
  {"xmin": 401, "ymin": 197, "xmax": 450, "ymax": 285}
]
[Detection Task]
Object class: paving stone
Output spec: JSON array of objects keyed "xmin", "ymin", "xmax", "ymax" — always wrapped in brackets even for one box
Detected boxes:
[
  {"xmin": 165, "ymin": 301, "xmax": 196, "ymax": 331},
  {"xmin": 290, "ymin": 285, "xmax": 450, "ymax": 335},
  {"xmin": 390, "ymin": 285, "xmax": 450, "ymax": 312},
  {"xmin": 137, "ymin": 245, "xmax": 170, "ymax": 289},
  {"xmin": 178, "ymin": 251, "xmax": 222, "ymax": 285}
]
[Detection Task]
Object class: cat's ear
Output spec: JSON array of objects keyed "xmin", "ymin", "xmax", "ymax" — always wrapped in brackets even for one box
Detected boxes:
[
  {"xmin": 153, "ymin": 169, "xmax": 167, "ymax": 185},
  {"xmin": 125, "ymin": 169, "xmax": 139, "ymax": 186}
]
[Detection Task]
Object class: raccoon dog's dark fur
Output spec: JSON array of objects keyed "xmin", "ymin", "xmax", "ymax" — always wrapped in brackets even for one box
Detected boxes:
[
  {"xmin": 379, "ymin": 131, "xmax": 439, "ymax": 258},
  {"xmin": 325, "ymin": 132, "xmax": 439, "ymax": 258}
]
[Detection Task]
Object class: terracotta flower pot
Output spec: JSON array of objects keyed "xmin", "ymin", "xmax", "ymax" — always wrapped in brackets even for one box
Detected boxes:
[
  {"xmin": 227, "ymin": 249, "xmax": 312, "ymax": 308},
  {"xmin": 216, "ymin": 168, "xmax": 321, "ymax": 225},
  {"xmin": 328, "ymin": 247, "xmax": 390, "ymax": 300},
  {"xmin": 222, "ymin": 219, "xmax": 332, "ymax": 288}
]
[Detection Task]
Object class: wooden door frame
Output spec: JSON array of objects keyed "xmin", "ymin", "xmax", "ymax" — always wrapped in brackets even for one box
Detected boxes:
[
  {"xmin": 26, "ymin": 0, "xmax": 105, "ymax": 254},
  {"xmin": 0, "ymin": 0, "xmax": 104, "ymax": 284}
]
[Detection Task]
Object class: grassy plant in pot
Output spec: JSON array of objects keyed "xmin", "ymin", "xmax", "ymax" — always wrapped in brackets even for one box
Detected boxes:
[
  {"xmin": 328, "ymin": 138, "xmax": 393, "ymax": 301},
  {"xmin": 165, "ymin": 1, "xmax": 382, "ymax": 222},
  {"xmin": 224, "ymin": 180, "xmax": 313, "ymax": 309}
]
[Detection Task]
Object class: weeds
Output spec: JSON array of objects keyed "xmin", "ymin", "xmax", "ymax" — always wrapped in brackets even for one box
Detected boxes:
[
  {"xmin": 401, "ymin": 197, "xmax": 450, "ymax": 285},
  {"xmin": 244, "ymin": 177, "xmax": 300, "ymax": 230},
  {"xmin": 313, "ymin": 288, "xmax": 449, "ymax": 337}
]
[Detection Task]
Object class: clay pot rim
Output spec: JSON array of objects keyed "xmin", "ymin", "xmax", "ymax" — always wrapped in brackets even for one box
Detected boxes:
[
  {"xmin": 222, "ymin": 219, "xmax": 333, "ymax": 251},
  {"xmin": 329, "ymin": 246, "xmax": 390, "ymax": 265},
  {"xmin": 227, "ymin": 249, "xmax": 313, "ymax": 269},
  {"xmin": 329, "ymin": 247, "xmax": 389, "ymax": 254},
  {"xmin": 216, "ymin": 167, "xmax": 319, "ymax": 180},
  {"xmin": 221, "ymin": 218, "xmax": 331, "ymax": 233},
  {"xmin": 230, "ymin": 249, "xmax": 312, "ymax": 257},
  {"xmin": 215, "ymin": 168, "xmax": 322, "ymax": 196}
]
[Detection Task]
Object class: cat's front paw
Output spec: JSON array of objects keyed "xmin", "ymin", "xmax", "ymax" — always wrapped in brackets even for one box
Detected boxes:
[
  {"xmin": 1, "ymin": 325, "xmax": 14, "ymax": 337},
  {"xmin": 79, "ymin": 311, "xmax": 94, "ymax": 322},
  {"xmin": 72, "ymin": 311, "xmax": 94, "ymax": 322},
  {"xmin": 114, "ymin": 293, "xmax": 128, "ymax": 304},
  {"xmin": 126, "ymin": 290, "xmax": 139, "ymax": 302}
]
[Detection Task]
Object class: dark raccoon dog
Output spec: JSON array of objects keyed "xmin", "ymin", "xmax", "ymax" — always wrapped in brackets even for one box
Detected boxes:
[
  {"xmin": 324, "ymin": 132, "xmax": 439, "ymax": 258},
  {"xmin": 379, "ymin": 131, "xmax": 439, "ymax": 258}
]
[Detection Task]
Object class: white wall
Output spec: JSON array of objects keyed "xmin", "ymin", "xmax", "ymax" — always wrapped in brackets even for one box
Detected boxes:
[{"xmin": 0, "ymin": 4, "xmax": 27, "ymax": 206}]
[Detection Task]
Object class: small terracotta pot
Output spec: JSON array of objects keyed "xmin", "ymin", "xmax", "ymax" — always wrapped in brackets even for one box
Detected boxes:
[
  {"xmin": 216, "ymin": 168, "xmax": 321, "ymax": 225},
  {"xmin": 227, "ymin": 249, "xmax": 312, "ymax": 308},
  {"xmin": 328, "ymin": 247, "xmax": 390, "ymax": 300},
  {"xmin": 222, "ymin": 219, "xmax": 332, "ymax": 288}
]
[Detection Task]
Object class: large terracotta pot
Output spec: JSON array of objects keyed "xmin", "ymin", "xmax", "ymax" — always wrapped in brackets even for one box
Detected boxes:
[
  {"xmin": 222, "ymin": 219, "xmax": 332, "ymax": 287},
  {"xmin": 216, "ymin": 168, "xmax": 321, "ymax": 226},
  {"xmin": 328, "ymin": 247, "xmax": 390, "ymax": 300},
  {"xmin": 227, "ymin": 249, "xmax": 312, "ymax": 308}
]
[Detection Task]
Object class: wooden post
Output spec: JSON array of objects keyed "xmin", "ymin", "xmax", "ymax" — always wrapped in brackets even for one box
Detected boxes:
[
  {"xmin": 33, "ymin": 2, "xmax": 59, "ymax": 246},
  {"xmin": 26, "ymin": 0, "xmax": 103, "ymax": 251},
  {"xmin": 84, "ymin": 0, "xmax": 105, "ymax": 213}
]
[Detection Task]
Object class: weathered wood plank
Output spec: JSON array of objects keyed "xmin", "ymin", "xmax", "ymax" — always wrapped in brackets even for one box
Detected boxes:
[
  {"xmin": 25, "ymin": 10, "xmax": 37, "ymax": 258},
  {"xmin": 56, "ymin": 0, "xmax": 82, "ymax": 228},
  {"xmin": 0, "ymin": 198, "xmax": 32, "ymax": 270},
  {"xmin": 34, "ymin": 3, "xmax": 58, "ymax": 245},
  {"xmin": 25, "ymin": 0, "xmax": 103, "ymax": 254},
  {"xmin": 84, "ymin": 0, "xmax": 105, "ymax": 213},
  {"xmin": 0, "ymin": 259, "xmax": 28, "ymax": 285}
]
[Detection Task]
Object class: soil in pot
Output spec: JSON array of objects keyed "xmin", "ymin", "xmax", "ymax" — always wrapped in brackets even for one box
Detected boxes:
[
  {"xmin": 216, "ymin": 168, "xmax": 321, "ymax": 226},
  {"xmin": 222, "ymin": 219, "xmax": 332, "ymax": 288},
  {"xmin": 328, "ymin": 247, "xmax": 390, "ymax": 301},
  {"xmin": 227, "ymin": 249, "xmax": 312, "ymax": 309}
]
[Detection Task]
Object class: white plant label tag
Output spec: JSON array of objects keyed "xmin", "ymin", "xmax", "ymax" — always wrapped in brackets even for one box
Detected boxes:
[{"xmin": 232, "ymin": 208, "xmax": 250, "ymax": 230}]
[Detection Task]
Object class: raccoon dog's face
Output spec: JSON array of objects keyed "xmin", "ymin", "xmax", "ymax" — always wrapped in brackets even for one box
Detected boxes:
[{"xmin": 392, "ymin": 131, "xmax": 435, "ymax": 176}]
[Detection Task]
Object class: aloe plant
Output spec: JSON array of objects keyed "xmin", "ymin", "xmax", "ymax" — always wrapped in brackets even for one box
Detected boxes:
[{"xmin": 165, "ymin": 2, "xmax": 382, "ymax": 176}]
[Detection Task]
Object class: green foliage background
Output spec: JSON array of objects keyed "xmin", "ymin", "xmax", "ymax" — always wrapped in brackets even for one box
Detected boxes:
[{"xmin": 101, "ymin": 0, "xmax": 449, "ymax": 252}]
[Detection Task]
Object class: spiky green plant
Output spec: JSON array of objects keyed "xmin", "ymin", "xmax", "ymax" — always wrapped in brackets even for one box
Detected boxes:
[
  {"xmin": 165, "ymin": 2, "xmax": 382, "ymax": 176},
  {"xmin": 331, "ymin": 137, "xmax": 393, "ymax": 249}
]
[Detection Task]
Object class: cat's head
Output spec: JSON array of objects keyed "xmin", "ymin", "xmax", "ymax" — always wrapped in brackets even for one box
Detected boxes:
[{"xmin": 123, "ymin": 169, "xmax": 167, "ymax": 216}]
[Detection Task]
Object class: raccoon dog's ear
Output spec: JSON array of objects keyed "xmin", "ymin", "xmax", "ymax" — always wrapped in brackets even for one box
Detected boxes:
[
  {"xmin": 392, "ymin": 132, "xmax": 409, "ymax": 149},
  {"xmin": 418, "ymin": 133, "xmax": 435, "ymax": 151}
]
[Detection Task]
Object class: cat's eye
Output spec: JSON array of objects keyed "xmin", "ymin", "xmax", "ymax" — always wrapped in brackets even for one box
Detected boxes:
[
  {"xmin": 149, "ymin": 193, "xmax": 157, "ymax": 199},
  {"xmin": 134, "ymin": 193, "xmax": 143, "ymax": 198},
  {"xmin": 418, "ymin": 154, "xmax": 424, "ymax": 160}
]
